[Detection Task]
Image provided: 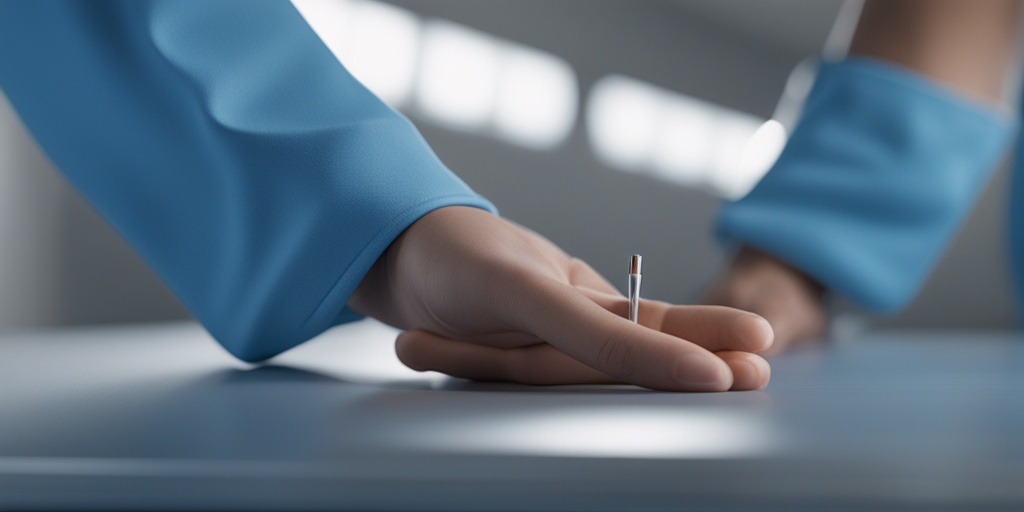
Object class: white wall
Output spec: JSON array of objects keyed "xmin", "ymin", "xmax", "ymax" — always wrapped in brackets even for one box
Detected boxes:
[
  {"xmin": 0, "ymin": 90, "xmax": 188, "ymax": 331},
  {"xmin": 0, "ymin": 91, "xmax": 63, "ymax": 329}
]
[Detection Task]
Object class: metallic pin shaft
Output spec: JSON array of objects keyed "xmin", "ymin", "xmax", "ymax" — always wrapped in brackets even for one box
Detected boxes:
[{"xmin": 628, "ymin": 254, "xmax": 642, "ymax": 323}]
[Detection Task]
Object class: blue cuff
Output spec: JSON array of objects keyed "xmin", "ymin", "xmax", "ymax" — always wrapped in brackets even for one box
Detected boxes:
[
  {"xmin": 716, "ymin": 57, "xmax": 1013, "ymax": 313},
  {"xmin": 0, "ymin": 1, "xmax": 495, "ymax": 361}
]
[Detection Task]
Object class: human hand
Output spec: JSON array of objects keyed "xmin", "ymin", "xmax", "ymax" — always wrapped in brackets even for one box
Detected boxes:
[
  {"xmin": 348, "ymin": 206, "xmax": 773, "ymax": 391},
  {"xmin": 703, "ymin": 247, "xmax": 825, "ymax": 357}
]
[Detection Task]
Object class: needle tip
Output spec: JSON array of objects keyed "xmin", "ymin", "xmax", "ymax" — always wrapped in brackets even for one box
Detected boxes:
[{"xmin": 630, "ymin": 254, "xmax": 642, "ymax": 274}]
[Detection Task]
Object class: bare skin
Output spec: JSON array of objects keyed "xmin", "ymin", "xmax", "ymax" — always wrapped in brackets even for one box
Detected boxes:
[
  {"xmin": 349, "ymin": 206, "xmax": 773, "ymax": 392},
  {"xmin": 703, "ymin": 247, "xmax": 825, "ymax": 358},
  {"xmin": 704, "ymin": 0, "xmax": 1022, "ymax": 355},
  {"xmin": 851, "ymin": 0, "xmax": 1021, "ymax": 105}
]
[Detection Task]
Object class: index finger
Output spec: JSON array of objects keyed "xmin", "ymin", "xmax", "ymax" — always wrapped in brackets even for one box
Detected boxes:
[
  {"xmin": 577, "ymin": 287, "xmax": 775, "ymax": 354},
  {"xmin": 503, "ymin": 276, "xmax": 737, "ymax": 391}
]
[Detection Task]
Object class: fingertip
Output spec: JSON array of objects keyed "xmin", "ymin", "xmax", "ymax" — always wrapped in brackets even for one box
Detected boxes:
[
  {"xmin": 672, "ymin": 352, "xmax": 733, "ymax": 392},
  {"xmin": 719, "ymin": 352, "xmax": 771, "ymax": 391},
  {"xmin": 759, "ymin": 357, "xmax": 771, "ymax": 388},
  {"xmin": 734, "ymin": 313, "xmax": 775, "ymax": 354}
]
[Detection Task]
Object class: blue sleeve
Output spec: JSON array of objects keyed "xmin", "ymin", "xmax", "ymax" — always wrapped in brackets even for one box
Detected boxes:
[
  {"xmin": 0, "ymin": 0, "xmax": 496, "ymax": 361},
  {"xmin": 716, "ymin": 58, "xmax": 1014, "ymax": 313}
]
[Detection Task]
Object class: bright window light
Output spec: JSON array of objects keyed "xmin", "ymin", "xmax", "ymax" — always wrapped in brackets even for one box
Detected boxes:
[
  {"xmin": 493, "ymin": 45, "xmax": 578, "ymax": 150},
  {"xmin": 293, "ymin": 0, "xmax": 419, "ymax": 108},
  {"xmin": 773, "ymin": 58, "xmax": 818, "ymax": 132},
  {"xmin": 416, "ymin": 21, "xmax": 502, "ymax": 130},
  {"xmin": 586, "ymin": 75, "xmax": 660, "ymax": 171},
  {"xmin": 723, "ymin": 119, "xmax": 787, "ymax": 199},
  {"xmin": 343, "ymin": 1, "xmax": 420, "ymax": 107},
  {"xmin": 296, "ymin": 2, "xmax": 580, "ymax": 150},
  {"xmin": 292, "ymin": 0, "xmax": 355, "ymax": 61},
  {"xmin": 587, "ymin": 74, "xmax": 785, "ymax": 199},
  {"xmin": 707, "ymin": 111, "xmax": 764, "ymax": 198},
  {"xmin": 650, "ymin": 97, "xmax": 716, "ymax": 187}
]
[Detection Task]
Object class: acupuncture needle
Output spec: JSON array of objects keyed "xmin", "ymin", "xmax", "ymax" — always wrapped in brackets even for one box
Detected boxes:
[{"xmin": 628, "ymin": 254, "xmax": 642, "ymax": 323}]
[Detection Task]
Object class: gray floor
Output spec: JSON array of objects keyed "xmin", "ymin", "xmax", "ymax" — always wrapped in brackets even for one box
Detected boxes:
[{"xmin": 1, "ymin": 320, "xmax": 1022, "ymax": 511}]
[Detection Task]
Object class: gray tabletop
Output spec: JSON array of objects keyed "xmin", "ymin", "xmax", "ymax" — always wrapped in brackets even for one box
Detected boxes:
[{"xmin": 0, "ymin": 320, "xmax": 1022, "ymax": 511}]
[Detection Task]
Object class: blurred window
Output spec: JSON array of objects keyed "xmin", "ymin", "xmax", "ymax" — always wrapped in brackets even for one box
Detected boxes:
[
  {"xmin": 587, "ymin": 75, "xmax": 785, "ymax": 200},
  {"xmin": 293, "ymin": 0, "xmax": 578, "ymax": 150}
]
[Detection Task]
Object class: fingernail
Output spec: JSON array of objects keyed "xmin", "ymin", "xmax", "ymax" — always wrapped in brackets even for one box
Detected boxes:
[
  {"xmin": 673, "ymin": 353, "xmax": 729, "ymax": 391},
  {"xmin": 757, "ymin": 359, "xmax": 771, "ymax": 389},
  {"xmin": 734, "ymin": 358, "xmax": 769, "ymax": 390}
]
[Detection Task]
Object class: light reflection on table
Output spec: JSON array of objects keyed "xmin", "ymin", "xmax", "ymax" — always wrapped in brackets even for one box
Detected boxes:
[{"xmin": 0, "ymin": 320, "xmax": 1022, "ymax": 511}]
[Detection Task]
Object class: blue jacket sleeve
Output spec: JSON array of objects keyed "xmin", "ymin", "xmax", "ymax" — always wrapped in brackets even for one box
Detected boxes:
[
  {"xmin": 0, "ymin": 0, "xmax": 496, "ymax": 361},
  {"xmin": 716, "ymin": 58, "xmax": 1013, "ymax": 313}
]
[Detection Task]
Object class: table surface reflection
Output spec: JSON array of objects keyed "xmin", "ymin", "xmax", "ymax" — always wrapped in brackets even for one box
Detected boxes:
[{"xmin": 0, "ymin": 320, "xmax": 1022, "ymax": 511}]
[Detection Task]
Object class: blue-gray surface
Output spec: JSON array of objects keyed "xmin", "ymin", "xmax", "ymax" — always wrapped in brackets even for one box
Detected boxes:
[{"xmin": 0, "ymin": 320, "xmax": 1021, "ymax": 511}]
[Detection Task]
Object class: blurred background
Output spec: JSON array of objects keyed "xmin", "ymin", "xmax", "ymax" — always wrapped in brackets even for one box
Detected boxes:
[{"xmin": 0, "ymin": 0, "xmax": 1017, "ymax": 334}]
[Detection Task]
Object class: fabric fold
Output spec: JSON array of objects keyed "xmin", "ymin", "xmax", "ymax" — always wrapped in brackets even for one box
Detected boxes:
[
  {"xmin": 716, "ymin": 57, "xmax": 1013, "ymax": 313},
  {"xmin": 0, "ymin": 0, "xmax": 495, "ymax": 361}
]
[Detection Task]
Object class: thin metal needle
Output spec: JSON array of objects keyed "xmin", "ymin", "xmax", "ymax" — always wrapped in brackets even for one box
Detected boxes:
[{"xmin": 628, "ymin": 254, "xmax": 642, "ymax": 323}]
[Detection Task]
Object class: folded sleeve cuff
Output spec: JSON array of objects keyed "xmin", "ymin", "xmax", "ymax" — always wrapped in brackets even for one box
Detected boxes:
[{"xmin": 716, "ymin": 57, "xmax": 1014, "ymax": 313}]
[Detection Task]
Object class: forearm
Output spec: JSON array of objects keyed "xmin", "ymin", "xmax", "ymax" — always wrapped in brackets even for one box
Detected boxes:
[
  {"xmin": 716, "ymin": 2, "xmax": 1019, "ymax": 319},
  {"xmin": 851, "ymin": 0, "xmax": 1022, "ymax": 104}
]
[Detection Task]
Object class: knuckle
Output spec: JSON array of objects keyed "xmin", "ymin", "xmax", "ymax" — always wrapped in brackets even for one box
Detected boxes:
[{"xmin": 593, "ymin": 327, "xmax": 637, "ymax": 381}]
